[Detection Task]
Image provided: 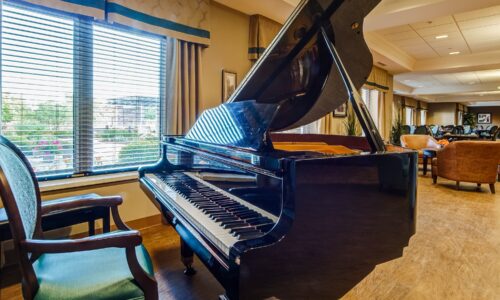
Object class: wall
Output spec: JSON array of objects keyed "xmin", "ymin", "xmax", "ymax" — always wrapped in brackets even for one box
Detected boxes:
[
  {"xmin": 468, "ymin": 106, "xmax": 500, "ymax": 126},
  {"xmin": 201, "ymin": 2, "xmax": 252, "ymax": 110},
  {"xmin": 428, "ymin": 103, "xmax": 457, "ymax": 125}
]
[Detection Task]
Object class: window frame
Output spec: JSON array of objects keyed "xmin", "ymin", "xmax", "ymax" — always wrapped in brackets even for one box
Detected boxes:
[{"xmin": 1, "ymin": 0, "xmax": 166, "ymax": 181}]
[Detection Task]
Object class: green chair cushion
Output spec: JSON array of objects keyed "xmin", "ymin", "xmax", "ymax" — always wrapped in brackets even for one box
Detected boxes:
[{"xmin": 33, "ymin": 238, "xmax": 154, "ymax": 300}]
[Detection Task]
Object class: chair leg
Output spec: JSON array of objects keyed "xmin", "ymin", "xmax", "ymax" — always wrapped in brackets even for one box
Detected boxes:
[
  {"xmin": 456, "ymin": 181, "xmax": 460, "ymax": 190},
  {"xmin": 432, "ymin": 176, "xmax": 437, "ymax": 184},
  {"xmin": 477, "ymin": 183, "xmax": 481, "ymax": 191},
  {"xmin": 490, "ymin": 184, "xmax": 496, "ymax": 194},
  {"xmin": 88, "ymin": 220, "xmax": 95, "ymax": 236}
]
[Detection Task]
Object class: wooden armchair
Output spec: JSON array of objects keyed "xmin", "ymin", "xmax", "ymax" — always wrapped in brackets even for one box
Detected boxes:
[
  {"xmin": 431, "ymin": 141, "xmax": 500, "ymax": 193},
  {"xmin": 0, "ymin": 136, "xmax": 158, "ymax": 299}
]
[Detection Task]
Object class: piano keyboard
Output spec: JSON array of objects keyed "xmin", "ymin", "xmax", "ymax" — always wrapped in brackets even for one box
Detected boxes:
[{"xmin": 145, "ymin": 172, "xmax": 278, "ymax": 256}]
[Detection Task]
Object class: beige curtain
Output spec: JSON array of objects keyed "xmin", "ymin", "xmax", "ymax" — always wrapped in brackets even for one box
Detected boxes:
[
  {"xmin": 165, "ymin": 38, "xmax": 203, "ymax": 135},
  {"xmin": 319, "ymin": 113, "xmax": 334, "ymax": 134},
  {"xmin": 248, "ymin": 15, "xmax": 282, "ymax": 60},
  {"xmin": 366, "ymin": 66, "xmax": 390, "ymax": 91}
]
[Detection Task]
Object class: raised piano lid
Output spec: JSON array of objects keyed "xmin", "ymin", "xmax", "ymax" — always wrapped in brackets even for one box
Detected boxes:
[
  {"xmin": 228, "ymin": 0, "xmax": 381, "ymax": 131},
  {"xmin": 183, "ymin": 0, "xmax": 381, "ymax": 152}
]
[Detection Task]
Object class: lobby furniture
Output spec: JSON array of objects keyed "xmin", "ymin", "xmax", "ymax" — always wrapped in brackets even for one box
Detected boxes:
[
  {"xmin": 452, "ymin": 125, "xmax": 465, "ymax": 134},
  {"xmin": 443, "ymin": 133, "xmax": 480, "ymax": 141},
  {"xmin": 400, "ymin": 134, "xmax": 441, "ymax": 165},
  {"xmin": 429, "ymin": 125, "xmax": 439, "ymax": 137},
  {"xmin": 401, "ymin": 125, "xmax": 412, "ymax": 135},
  {"xmin": 431, "ymin": 141, "xmax": 500, "ymax": 194},
  {"xmin": 414, "ymin": 125, "xmax": 431, "ymax": 135},
  {"xmin": 0, "ymin": 193, "xmax": 110, "ymax": 267},
  {"xmin": 422, "ymin": 149, "xmax": 437, "ymax": 176},
  {"xmin": 0, "ymin": 136, "xmax": 158, "ymax": 299}
]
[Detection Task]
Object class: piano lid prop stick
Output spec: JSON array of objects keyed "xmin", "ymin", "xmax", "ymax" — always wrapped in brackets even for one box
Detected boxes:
[{"xmin": 320, "ymin": 27, "xmax": 386, "ymax": 153}]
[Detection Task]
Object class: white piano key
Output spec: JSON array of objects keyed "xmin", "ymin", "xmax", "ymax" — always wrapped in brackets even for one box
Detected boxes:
[{"xmin": 144, "ymin": 173, "xmax": 277, "ymax": 257}]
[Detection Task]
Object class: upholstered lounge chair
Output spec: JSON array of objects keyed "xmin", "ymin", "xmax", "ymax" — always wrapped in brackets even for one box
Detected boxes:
[
  {"xmin": 0, "ymin": 136, "xmax": 158, "ymax": 299},
  {"xmin": 431, "ymin": 141, "xmax": 500, "ymax": 193},
  {"xmin": 400, "ymin": 134, "xmax": 441, "ymax": 164}
]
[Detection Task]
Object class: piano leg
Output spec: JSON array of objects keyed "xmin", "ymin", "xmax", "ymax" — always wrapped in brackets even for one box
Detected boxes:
[{"xmin": 180, "ymin": 238, "xmax": 196, "ymax": 276}]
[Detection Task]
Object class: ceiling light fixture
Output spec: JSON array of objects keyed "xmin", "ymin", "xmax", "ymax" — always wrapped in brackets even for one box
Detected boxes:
[
  {"xmin": 449, "ymin": 51, "xmax": 460, "ymax": 55},
  {"xmin": 435, "ymin": 34, "xmax": 448, "ymax": 39}
]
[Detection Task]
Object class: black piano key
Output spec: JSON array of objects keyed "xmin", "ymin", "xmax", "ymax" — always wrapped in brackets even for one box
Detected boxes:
[
  {"xmin": 235, "ymin": 212, "xmax": 261, "ymax": 219},
  {"xmin": 245, "ymin": 217, "xmax": 273, "ymax": 226},
  {"xmin": 230, "ymin": 227, "xmax": 258, "ymax": 235},
  {"xmin": 223, "ymin": 222, "xmax": 248, "ymax": 229},
  {"xmin": 236, "ymin": 232, "xmax": 263, "ymax": 240}
]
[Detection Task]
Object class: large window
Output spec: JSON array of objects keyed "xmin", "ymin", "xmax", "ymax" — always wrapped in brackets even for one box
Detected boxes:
[
  {"xmin": 361, "ymin": 88, "xmax": 379, "ymax": 127},
  {"xmin": 1, "ymin": 2, "xmax": 164, "ymax": 178}
]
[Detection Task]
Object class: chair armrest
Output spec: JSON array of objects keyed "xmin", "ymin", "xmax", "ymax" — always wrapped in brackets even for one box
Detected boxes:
[
  {"xmin": 20, "ymin": 230, "xmax": 141, "ymax": 254},
  {"xmin": 41, "ymin": 194, "xmax": 122, "ymax": 215}
]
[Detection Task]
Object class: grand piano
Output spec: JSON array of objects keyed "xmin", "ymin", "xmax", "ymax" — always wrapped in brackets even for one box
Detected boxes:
[{"xmin": 139, "ymin": 0, "xmax": 417, "ymax": 299}]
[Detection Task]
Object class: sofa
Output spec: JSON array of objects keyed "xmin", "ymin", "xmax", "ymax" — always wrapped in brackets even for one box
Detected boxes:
[{"xmin": 431, "ymin": 141, "xmax": 500, "ymax": 193}]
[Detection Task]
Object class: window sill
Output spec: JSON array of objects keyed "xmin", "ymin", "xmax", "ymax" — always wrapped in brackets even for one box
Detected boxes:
[{"xmin": 39, "ymin": 171, "xmax": 138, "ymax": 193}]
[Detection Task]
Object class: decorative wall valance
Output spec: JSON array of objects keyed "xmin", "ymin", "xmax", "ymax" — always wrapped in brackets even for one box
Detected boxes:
[
  {"xmin": 248, "ymin": 14, "xmax": 281, "ymax": 60},
  {"xmin": 402, "ymin": 97, "xmax": 418, "ymax": 108},
  {"xmin": 18, "ymin": 0, "xmax": 211, "ymax": 45},
  {"xmin": 418, "ymin": 101, "xmax": 428, "ymax": 110},
  {"xmin": 457, "ymin": 103, "xmax": 467, "ymax": 112},
  {"xmin": 365, "ymin": 66, "xmax": 390, "ymax": 91},
  {"xmin": 22, "ymin": 0, "xmax": 105, "ymax": 19},
  {"xmin": 107, "ymin": 0, "xmax": 210, "ymax": 45}
]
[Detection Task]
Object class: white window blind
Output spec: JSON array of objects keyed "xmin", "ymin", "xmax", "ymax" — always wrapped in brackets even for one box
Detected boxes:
[
  {"xmin": 1, "ymin": 1, "xmax": 165, "ymax": 178},
  {"xmin": 1, "ymin": 4, "xmax": 75, "ymax": 176},
  {"xmin": 92, "ymin": 24, "xmax": 162, "ymax": 170}
]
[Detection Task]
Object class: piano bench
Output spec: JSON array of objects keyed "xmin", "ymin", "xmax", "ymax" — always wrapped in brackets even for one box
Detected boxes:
[{"xmin": 0, "ymin": 193, "xmax": 111, "ymax": 265}]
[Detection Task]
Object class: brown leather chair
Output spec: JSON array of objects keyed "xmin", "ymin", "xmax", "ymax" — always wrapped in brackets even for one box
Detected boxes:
[
  {"xmin": 400, "ymin": 134, "xmax": 441, "ymax": 164},
  {"xmin": 431, "ymin": 141, "xmax": 500, "ymax": 193}
]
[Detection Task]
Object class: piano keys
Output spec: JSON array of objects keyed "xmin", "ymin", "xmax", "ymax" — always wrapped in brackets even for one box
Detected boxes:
[{"xmin": 139, "ymin": 0, "xmax": 417, "ymax": 299}]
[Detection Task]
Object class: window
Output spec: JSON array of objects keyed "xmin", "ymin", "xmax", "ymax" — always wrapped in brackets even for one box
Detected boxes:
[
  {"xmin": 405, "ymin": 107, "xmax": 414, "ymax": 126},
  {"xmin": 361, "ymin": 88, "xmax": 379, "ymax": 126},
  {"xmin": 1, "ymin": 2, "xmax": 165, "ymax": 178},
  {"xmin": 420, "ymin": 110, "xmax": 427, "ymax": 125}
]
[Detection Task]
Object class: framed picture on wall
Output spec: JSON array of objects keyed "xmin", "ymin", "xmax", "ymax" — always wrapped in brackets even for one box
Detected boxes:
[
  {"xmin": 222, "ymin": 70, "xmax": 237, "ymax": 102},
  {"xmin": 477, "ymin": 113, "xmax": 492, "ymax": 124},
  {"xmin": 333, "ymin": 102, "xmax": 347, "ymax": 117}
]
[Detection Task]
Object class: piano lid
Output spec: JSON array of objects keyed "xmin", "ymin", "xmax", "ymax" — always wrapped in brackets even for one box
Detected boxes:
[{"xmin": 227, "ymin": 0, "xmax": 380, "ymax": 131}]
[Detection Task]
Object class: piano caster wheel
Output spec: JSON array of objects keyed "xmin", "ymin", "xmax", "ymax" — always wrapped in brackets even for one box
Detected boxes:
[{"xmin": 184, "ymin": 265, "xmax": 196, "ymax": 276}]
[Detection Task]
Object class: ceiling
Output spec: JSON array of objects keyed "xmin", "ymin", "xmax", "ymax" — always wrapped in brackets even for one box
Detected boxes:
[{"xmin": 215, "ymin": 0, "xmax": 500, "ymax": 106}]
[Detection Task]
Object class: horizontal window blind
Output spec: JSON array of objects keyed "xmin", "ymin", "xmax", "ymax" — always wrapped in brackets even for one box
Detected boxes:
[
  {"xmin": 92, "ymin": 24, "xmax": 162, "ymax": 169},
  {"xmin": 1, "ymin": 4, "xmax": 75, "ymax": 176},
  {"xmin": 1, "ymin": 1, "xmax": 165, "ymax": 178}
]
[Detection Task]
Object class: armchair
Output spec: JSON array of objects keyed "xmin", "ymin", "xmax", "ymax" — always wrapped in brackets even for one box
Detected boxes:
[
  {"xmin": 400, "ymin": 134, "xmax": 441, "ymax": 164},
  {"xmin": 0, "ymin": 136, "xmax": 158, "ymax": 299},
  {"xmin": 431, "ymin": 141, "xmax": 500, "ymax": 193}
]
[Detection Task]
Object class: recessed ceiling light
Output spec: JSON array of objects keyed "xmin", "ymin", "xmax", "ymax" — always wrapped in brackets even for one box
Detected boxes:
[
  {"xmin": 435, "ymin": 34, "xmax": 448, "ymax": 39},
  {"xmin": 449, "ymin": 51, "xmax": 460, "ymax": 55}
]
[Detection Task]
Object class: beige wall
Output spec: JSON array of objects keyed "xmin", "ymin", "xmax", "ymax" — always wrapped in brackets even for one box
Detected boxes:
[
  {"xmin": 468, "ymin": 106, "xmax": 500, "ymax": 126},
  {"xmin": 200, "ymin": 2, "xmax": 252, "ymax": 110},
  {"xmin": 40, "ymin": 180, "xmax": 159, "ymax": 234},
  {"xmin": 428, "ymin": 103, "xmax": 457, "ymax": 125}
]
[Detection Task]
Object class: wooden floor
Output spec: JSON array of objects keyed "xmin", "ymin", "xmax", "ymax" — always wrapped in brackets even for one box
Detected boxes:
[{"xmin": 1, "ymin": 174, "xmax": 499, "ymax": 299}]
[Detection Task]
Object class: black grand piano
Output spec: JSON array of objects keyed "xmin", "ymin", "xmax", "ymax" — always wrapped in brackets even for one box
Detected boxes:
[{"xmin": 139, "ymin": 0, "xmax": 417, "ymax": 298}]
